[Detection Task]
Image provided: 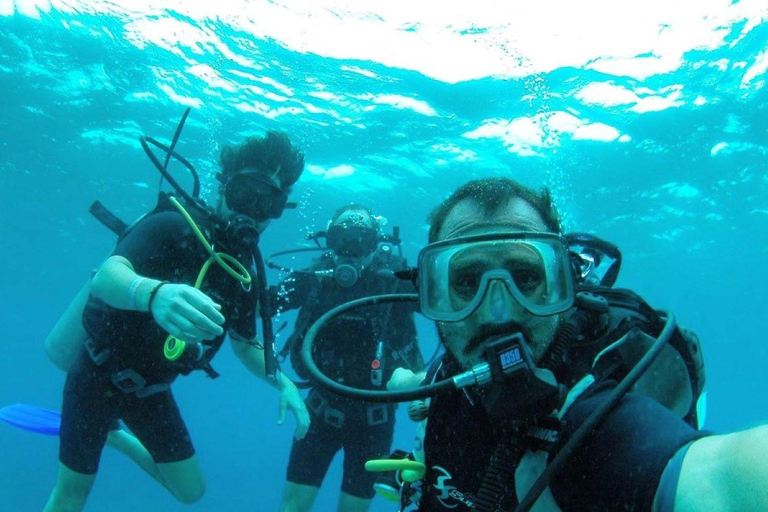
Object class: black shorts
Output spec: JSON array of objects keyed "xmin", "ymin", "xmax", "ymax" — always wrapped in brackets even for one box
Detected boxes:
[
  {"xmin": 286, "ymin": 396, "xmax": 394, "ymax": 499},
  {"xmin": 59, "ymin": 357, "xmax": 195, "ymax": 475}
]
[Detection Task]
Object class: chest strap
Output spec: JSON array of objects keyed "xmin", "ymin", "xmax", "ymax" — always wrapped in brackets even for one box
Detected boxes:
[
  {"xmin": 307, "ymin": 389, "xmax": 392, "ymax": 428},
  {"xmin": 513, "ymin": 375, "xmax": 596, "ymax": 512},
  {"xmin": 110, "ymin": 369, "xmax": 171, "ymax": 398}
]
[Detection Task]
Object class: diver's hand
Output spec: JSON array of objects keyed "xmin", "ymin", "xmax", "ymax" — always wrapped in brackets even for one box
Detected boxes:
[
  {"xmin": 277, "ymin": 377, "xmax": 310, "ymax": 440},
  {"xmin": 387, "ymin": 368, "xmax": 426, "ymax": 392},
  {"xmin": 150, "ymin": 283, "xmax": 225, "ymax": 341}
]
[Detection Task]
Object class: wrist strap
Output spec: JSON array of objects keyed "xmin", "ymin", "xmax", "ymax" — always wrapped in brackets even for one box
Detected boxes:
[
  {"xmin": 128, "ymin": 277, "xmax": 146, "ymax": 311},
  {"xmin": 147, "ymin": 281, "xmax": 169, "ymax": 313}
]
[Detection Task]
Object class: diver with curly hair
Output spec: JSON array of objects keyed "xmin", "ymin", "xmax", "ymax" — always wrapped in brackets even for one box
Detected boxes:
[{"xmin": 43, "ymin": 131, "xmax": 311, "ymax": 512}]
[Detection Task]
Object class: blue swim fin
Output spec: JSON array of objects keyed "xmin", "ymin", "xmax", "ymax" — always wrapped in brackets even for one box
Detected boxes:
[{"xmin": 0, "ymin": 404, "xmax": 61, "ymax": 436}]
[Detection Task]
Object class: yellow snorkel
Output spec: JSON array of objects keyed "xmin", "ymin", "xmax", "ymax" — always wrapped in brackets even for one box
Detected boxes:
[
  {"xmin": 163, "ymin": 196, "xmax": 252, "ymax": 362},
  {"xmin": 136, "ymin": 108, "xmax": 282, "ymax": 382}
]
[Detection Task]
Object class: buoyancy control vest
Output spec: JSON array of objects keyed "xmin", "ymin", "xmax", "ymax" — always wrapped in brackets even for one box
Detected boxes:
[
  {"xmin": 282, "ymin": 246, "xmax": 418, "ymax": 388},
  {"xmin": 83, "ymin": 194, "xmax": 258, "ymax": 385},
  {"xmin": 407, "ymin": 285, "xmax": 706, "ymax": 512}
]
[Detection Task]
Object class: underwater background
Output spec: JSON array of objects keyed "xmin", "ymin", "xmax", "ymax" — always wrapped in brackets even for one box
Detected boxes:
[{"xmin": 1, "ymin": 1, "xmax": 767, "ymax": 510}]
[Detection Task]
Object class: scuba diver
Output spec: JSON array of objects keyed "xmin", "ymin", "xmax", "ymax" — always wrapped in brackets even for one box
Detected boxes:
[
  {"xmin": 43, "ymin": 128, "xmax": 310, "ymax": 512},
  {"xmin": 296, "ymin": 178, "xmax": 768, "ymax": 511},
  {"xmin": 271, "ymin": 204, "xmax": 424, "ymax": 512}
]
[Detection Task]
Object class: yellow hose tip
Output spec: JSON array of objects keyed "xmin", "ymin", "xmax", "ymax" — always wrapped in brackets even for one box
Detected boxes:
[{"xmin": 364, "ymin": 459, "xmax": 426, "ymax": 478}]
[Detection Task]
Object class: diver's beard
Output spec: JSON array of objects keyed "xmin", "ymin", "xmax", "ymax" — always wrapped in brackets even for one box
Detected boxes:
[
  {"xmin": 464, "ymin": 321, "xmax": 534, "ymax": 357},
  {"xmin": 438, "ymin": 321, "xmax": 535, "ymax": 367}
]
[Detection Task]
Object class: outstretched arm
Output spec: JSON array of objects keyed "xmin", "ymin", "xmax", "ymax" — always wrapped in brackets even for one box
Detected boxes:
[
  {"xmin": 230, "ymin": 335, "xmax": 310, "ymax": 439},
  {"xmin": 91, "ymin": 255, "xmax": 159, "ymax": 310},
  {"xmin": 674, "ymin": 425, "xmax": 768, "ymax": 511},
  {"xmin": 91, "ymin": 255, "xmax": 225, "ymax": 342}
]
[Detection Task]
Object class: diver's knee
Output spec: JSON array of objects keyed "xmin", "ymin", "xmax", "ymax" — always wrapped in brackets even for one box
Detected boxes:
[
  {"xmin": 172, "ymin": 480, "xmax": 206, "ymax": 504},
  {"xmin": 158, "ymin": 456, "xmax": 206, "ymax": 504}
]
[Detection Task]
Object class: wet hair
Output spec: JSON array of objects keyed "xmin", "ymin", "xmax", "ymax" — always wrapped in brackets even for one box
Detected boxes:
[
  {"xmin": 427, "ymin": 177, "xmax": 562, "ymax": 242},
  {"xmin": 329, "ymin": 203, "xmax": 379, "ymax": 231},
  {"xmin": 219, "ymin": 131, "xmax": 305, "ymax": 189}
]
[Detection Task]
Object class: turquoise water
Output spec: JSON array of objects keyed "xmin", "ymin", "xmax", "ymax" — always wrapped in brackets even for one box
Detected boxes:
[{"xmin": 1, "ymin": 1, "xmax": 767, "ymax": 510}]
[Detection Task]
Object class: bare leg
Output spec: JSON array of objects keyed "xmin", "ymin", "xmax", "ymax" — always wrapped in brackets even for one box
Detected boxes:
[
  {"xmin": 43, "ymin": 463, "xmax": 96, "ymax": 512},
  {"xmin": 43, "ymin": 455, "xmax": 204, "ymax": 510},
  {"xmin": 105, "ymin": 429, "xmax": 169, "ymax": 487},
  {"xmin": 280, "ymin": 482, "xmax": 320, "ymax": 512},
  {"xmin": 337, "ymin": 492, "xmax": 373, "ymax": 512},
  {"xmin": 104, "ymin": 430, "xmax": 206, "ymax": 503},
  {"xmin": 156, "ymin": 456, "xmax": 206, "ymax": 504}
]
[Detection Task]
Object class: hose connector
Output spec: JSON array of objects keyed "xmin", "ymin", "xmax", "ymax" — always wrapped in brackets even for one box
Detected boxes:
[{"xmin": 453, "ymin": 362, "xmax": 492, "ymax": 389}]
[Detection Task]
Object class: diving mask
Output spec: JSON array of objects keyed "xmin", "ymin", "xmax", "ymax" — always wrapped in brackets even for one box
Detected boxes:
[
  {"xmin": 222, "ymin": 170, "xmax": 289, "ymax": 220},
  {"xmin": 418, "ymin": 232, "xmax": 576, "ymax": 322},
  {"xmin": 326, "ymin": 223, "xmax": 379, "ymax": 257}
]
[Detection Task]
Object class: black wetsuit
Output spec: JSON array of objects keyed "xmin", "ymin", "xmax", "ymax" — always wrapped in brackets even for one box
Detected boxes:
[
  {"xmin": 417, "ymin": 357, "xmax": 709, "ymax": 511},
  {"xmin": 274, "ymin": 249, "xmax": 423, "ymax": 498},
  {"xmin": 59, "ymin": 211, "xmax": 257, "ymax": 474}
]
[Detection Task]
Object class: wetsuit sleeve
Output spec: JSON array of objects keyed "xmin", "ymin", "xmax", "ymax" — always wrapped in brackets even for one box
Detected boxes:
[
  {"xmin": 111, "ymin": 212, "xmax": 190, "ymax": 276},
  {"xmin": 551, "ymin": 384, "xmax": 710, "ymax": 512},
  {"xmin": 652, "ymin": 441, "xmax": 695, "ymax": 512}
]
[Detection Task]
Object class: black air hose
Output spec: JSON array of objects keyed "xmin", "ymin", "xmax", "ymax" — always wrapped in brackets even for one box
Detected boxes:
[
  {"xmin": 540, "ymin": 320, "xmax": 578, "ymax": 376},
  {"xmin": 475, "ymin": 437, "xmax": 521, "ymax": 512}
]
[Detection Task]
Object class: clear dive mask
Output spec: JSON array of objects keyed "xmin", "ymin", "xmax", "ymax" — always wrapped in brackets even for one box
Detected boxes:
[
  {"xmin": 326, "ymin": 223, "xmax": 379, "ymax": 257},
  {"xmin": 221, "ymin": 170, "xmax": 290, "ymax": 220},
  {"xmin": 417, "ymin": 232, "xmax": 576, "ymax": 322}
]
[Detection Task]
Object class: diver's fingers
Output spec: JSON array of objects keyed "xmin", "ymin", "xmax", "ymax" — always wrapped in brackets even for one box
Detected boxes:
[
  {"xmin": 276, "ymin": 386, "xmax": 310, "ymax": 439},
  {"xmin": 162, "ymin": 319, "xmax": 187, "ymax": 342},
  {"xmin": 277, "ymin": 396, "xmax": 287, "ymax": 425},
  {"xmin": 184, "ymin": 288, "xmax": 226, "ymax": 325},
  {"xmin": 295, "ymin": 408, "xmax": 310, "ymax": 440},
  {"xmin": 151, "ymin": 285, "xmax": 222, "ymax": 337},
  {"xmin": 172, "ymin": 314, "xmax": 216, "ymax": 342},
  {"xmin": 164, "ymin": 320, "xmax": 204, "ymax": 345},
  {"xmin": 180, "ymin": 304, "xmax": 224, "ymax": 338},
  {"xmin": 289, "ymin": 396, "xmax": 310, "ymax": 440}
]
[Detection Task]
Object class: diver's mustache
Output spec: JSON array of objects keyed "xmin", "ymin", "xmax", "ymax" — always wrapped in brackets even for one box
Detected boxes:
[{"xmin": 463, "ymin": 322, "xmax": 530, "ymax": 356}]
